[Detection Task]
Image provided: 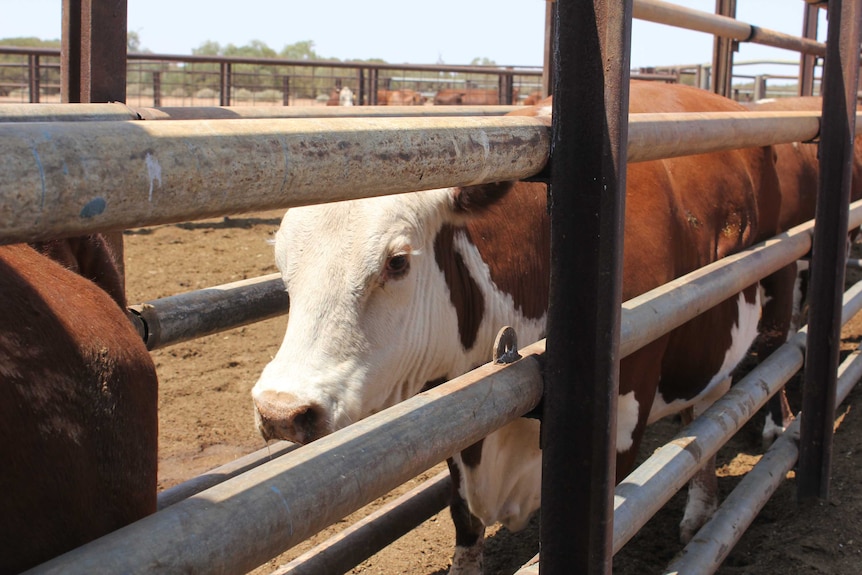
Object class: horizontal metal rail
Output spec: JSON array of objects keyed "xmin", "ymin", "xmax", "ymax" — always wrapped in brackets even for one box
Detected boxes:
[
  {"xmin": 0, "ymin": 103, "xmax": 522, "ymax": 122},
  {"xmin": 130, "ymin": 273, "xmax": 287, "ymax": 351},
  {"xmin": 26, "ymin": 345, "xmax": 545, "ymax": 574},
  {"xmin": 156, "ymin": 441, "xmax": 297, "ymax": 510},
  {"xmin": 274, "ymin": 471, "xmax": 452, "ymax": 575},
  {"xmin": 0, "ymin": 115, "xmax": 550, "ymax": 244},
  {"xmin": 665, "ymin": 343, "xmax": 862, "ymax": 575},
  {"xmin": 633, "ymin": 0, "xmax": 826, "ymax": 57},
  {"xmin": 3, "ymin": 111, "xmax": 853, "ymax": 246}
]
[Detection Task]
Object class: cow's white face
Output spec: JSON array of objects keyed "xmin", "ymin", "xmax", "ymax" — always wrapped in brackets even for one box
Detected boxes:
[{"xmin": 252, "ymin": 188, "xmax": 477, "ymax": 444}]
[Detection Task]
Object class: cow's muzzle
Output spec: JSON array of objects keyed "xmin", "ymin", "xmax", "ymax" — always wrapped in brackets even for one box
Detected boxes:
[{"xmin": 253, "ymin": 390, "xmax": 326, "ymax": 445}]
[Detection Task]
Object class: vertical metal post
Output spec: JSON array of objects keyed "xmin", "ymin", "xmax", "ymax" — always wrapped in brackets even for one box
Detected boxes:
[
  {"xmin": 61, "ymin": 0, "xmax": 127, "ymax": 104},
  {"xmin": 152, "ymin": 70, "xmax": 161, "ymax": 107},
  {"xmin": 541, "ymin": 0, "xmax": 556, "ymax": 98},
  {"xmin": 711, "ymin": 0, "xmax": 737, "ymax": 97},
  {"xmin": 798, "ymin": 0, "xmax": 862, "ymax": 501},
  {"xmin": 356, "ymin": 68, "xmax": 365, "ymax": 106},
  {"xmin": 60, "ymin": 0, "xmax": 128, "ymax": 299},
  {"xmin": 282, "ymin": 76, "xmax": 290, "ymax": 106},
  {"xmin": 499, "ymin": 69, "xmax": 514, "ymax": 104},
  {"xmin": 220, "ymin": 62, "xmax": 231, "ymax": 106},
  {"xmin": 541, "ymin": 0, "xmax": 631, "ymax": 573},
  {"xmin": 28, "ymin": 54, "xmax": 40, "ymax": 103},
  {"xmin": 369, "ymin": 68, "xmax": 378, "ymax": 105},
  {"xmin": 799, "ymin": 3, "xmax": 821, "ymax": 96}
]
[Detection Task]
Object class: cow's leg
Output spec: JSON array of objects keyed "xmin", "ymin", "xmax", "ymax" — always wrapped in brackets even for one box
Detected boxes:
[
  {"xmin": 446, "ymin": 457, "xmax": 485, "ymax": 575},
  {"xmin": 678, "ymin": 404, "xmax": 720, "ymax": 544},
  {"xmin": 758, "ymin": 264, "xmax": 798, "ymax": 448}
]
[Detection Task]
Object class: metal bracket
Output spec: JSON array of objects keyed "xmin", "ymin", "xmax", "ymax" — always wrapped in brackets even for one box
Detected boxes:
[
  {"xmin": 492, "ymin": 326, "xmax": 544, "ymax": 422},
  {"xmin": 493, "ymin": 326, "xmax": 522, "ymax": 364}
]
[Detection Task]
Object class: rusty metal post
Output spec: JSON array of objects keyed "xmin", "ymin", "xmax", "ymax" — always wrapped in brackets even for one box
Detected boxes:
[
  {"xmin": 711, "ymin": 0, "xmax": 737, "ymax": 97},
  {"xmin": 61, "ymin": 0, "xmax": 127, "ymax": 104},
  {"xmin": 542, "ymin": 0, "xmax": 555, "ymax": 98},
  {"xmin": 152, "ymin": 71, "xmax": 161, "ymax": 107},
  {"xmin": 60, "ymin": 0, "xmax": 128, "ymax": 297},
  {"xmin": 799, "ymin": 3, "xmax": 821, "ymax": 96},
  {"xmin": 499, "ymin": 69, "xmax": 515, "ymax": 104},
  {"xmin": 356, "ymin": 68, "xmax": 365, "ymax": 106},
  {"xmin": 541, "ymin": 0, "xmax": 631, "ymax": 573},
  {"xmin": 28, "ymin": 54, "xmax": 41, "ymax": 103},
  {"xmin": 798, "ymin": 0, "xmax": 862, "ymax": 501},
  {"xmin": 369, "ymin": 67, "xmax": 378, "ymax": 105},
  {"xmin": 219, "ymin": 61, "xmax": 231, "ymax": 106}
]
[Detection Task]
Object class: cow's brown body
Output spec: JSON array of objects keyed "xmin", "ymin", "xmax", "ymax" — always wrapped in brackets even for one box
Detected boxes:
[{"xmin": 0, "ymin": 242, "xmax": 158, "ymax": 574}]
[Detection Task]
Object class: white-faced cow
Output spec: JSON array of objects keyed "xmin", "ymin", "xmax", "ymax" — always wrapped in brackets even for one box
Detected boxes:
[
  {"xmin": 0, "ymin": 238, "xmax": 158, "ymax": 574},
  {"xmin": 252, "ymin": 81, "xmax": 792, "ymax": 573}
]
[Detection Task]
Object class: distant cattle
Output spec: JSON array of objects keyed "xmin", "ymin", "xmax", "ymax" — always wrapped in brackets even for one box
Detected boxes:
[
  {"xmin": 433, "ymin": 88, "xmax": 515, "ymax": 105},
  {"xmin": 326, "ymin": 86, "xmax": 354, "ymax": 106},
  {"xmin": 376, "ymin": 89, "xmax": 427, "ymax": 105},
  {"xmin": 0, "ymin": 239, "xmax": 158, "ymax": 574},
  {"xmin": 252, "ymin": 81, "xmax": 792, "ymax": 573}
]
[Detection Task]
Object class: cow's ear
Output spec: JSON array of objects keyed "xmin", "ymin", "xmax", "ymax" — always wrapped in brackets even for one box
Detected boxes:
[{"xmin": 451, "ymin": 181, "xmax": 515, "ymax": 214}]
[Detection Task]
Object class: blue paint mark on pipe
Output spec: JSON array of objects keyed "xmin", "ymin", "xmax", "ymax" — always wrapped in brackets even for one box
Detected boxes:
[
  {"xmin": 80, "ymin": 197, "xmax": 107, "ymax": 219},
  {"xmin": 30, "ymin": 147, "xmax": 46, "ymax": 210},
  {"xmin": 269, "ymin": 485, "xmax": 294, "ymax": 537}
]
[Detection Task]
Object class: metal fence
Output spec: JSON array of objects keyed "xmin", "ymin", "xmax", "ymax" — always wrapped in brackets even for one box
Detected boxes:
[{"xmin": 0, "ymin": 46, "xmax": 544, "ymax": 106}]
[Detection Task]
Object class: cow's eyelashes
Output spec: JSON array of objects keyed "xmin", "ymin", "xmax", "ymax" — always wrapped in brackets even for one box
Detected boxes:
[{"xmin": 384, "ymin": 253, "xmax": 410, "ymax": 279}]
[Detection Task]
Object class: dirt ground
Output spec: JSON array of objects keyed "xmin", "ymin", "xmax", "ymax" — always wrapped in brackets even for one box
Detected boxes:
[{"xmin": 123, "ymin": 211, "xmax": 862, "ymax": 574}]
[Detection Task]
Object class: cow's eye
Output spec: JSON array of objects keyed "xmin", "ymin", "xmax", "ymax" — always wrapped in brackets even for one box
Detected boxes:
[{"xmin": 385, "ymin": 253, "xmax": 410, "ymax": 279}]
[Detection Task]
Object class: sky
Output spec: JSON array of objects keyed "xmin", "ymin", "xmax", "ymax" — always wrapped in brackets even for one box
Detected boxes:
[{"xmin": 0, "ymin": 0, "xmax": 828, "ymax": 75}]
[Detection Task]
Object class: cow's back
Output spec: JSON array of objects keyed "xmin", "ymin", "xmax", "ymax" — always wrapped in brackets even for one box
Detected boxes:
[
  {"xmin": 747, "ymin": 96, "xmax": 862, "ymax": 231},
  {"xmin": 0, "ymin": 243, "xmax": 158, "ymax": 574}
]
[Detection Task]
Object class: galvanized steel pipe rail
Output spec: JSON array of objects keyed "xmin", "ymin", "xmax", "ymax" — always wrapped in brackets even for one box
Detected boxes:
[
  {"xmin": 0, "ymin": 115, "xmax": 550, "ymax": 244},
  {"xmin": 633, "ymin": 0, "xmax": 827, "ymax": 57},
  {"xmin": 0, "ymin": 111, "xmax": 842, "ymax": 246}
]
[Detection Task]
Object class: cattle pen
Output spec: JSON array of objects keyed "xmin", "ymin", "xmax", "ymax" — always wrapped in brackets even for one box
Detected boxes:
[{"xmin": 2, "ymin": 1, "xmax": 861, "ymax": 574}]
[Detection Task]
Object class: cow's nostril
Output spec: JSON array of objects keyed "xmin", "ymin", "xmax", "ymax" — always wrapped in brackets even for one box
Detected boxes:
[
  {"xmin": 253, "ymin": 390, "xmax": 326, "ymax": 444},
  {"xmin": 291, "ymin": 405, "xmax": 319, "ymax": 441}
]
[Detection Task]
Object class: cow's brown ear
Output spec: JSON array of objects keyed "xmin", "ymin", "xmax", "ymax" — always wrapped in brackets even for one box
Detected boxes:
[{"xmin": 451, "ymin": 181, "xmax": 515, "ymax": 214}]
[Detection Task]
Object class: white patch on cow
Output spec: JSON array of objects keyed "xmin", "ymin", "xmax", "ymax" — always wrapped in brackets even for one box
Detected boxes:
[
  {"xmin": 451, "ymin": 230, "xmax": 546, "ymax": 357},
  {"xmin": 648, "ymin": 290, "xmax": 761, "ymax": 424},
  {"xmin": 616, "ymin": 391, "xmax": 641, "ymax": 453},
  {"xmin": 679, "ymin": 468, "xmax": 718, "ymax": 543},
  {"xmin": 453, "ymin": 418, "xmax": 542, "ymax": 532},
  {"xmin": 145, "ymin": 153, "xmax": 162, "ymax": 202},
  {"xmin": 338, "ymin": 86, "xmax": 354, "ymax": 106}
]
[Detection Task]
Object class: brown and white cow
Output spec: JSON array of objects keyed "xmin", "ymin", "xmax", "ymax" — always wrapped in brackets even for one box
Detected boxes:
[
  {"xmin": 252, "ymin": 81, "xmax": 791, "ymax": 573},
  {"xmin": 0, "ymin": 240, "xmax": 158, "ymax": 574},
  {"xmin": 746, "ymin": 96, "xmax": 862, "ymax": 446}
]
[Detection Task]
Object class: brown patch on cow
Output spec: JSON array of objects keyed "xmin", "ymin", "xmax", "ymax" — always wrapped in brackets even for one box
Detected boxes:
[
  {"xmin": 420, "ymin": 377, "xmax": 448, "ymax": 392},
  {"xmin": 460, "ymin": 439, "xmax": 484, "ymax": 468},
  {"xmin": 461, "ymin": 181, "xmax": 550, "ymax": 321},
  {"xmin": 452, "ymin": 182, "xmax": 515, "ymax": 214},
  {"xmin": 446, "ymin": 457, "xmax": 485, "ymax": 548},
  {"xmin": 434, "ymin": 225, "xmax": 485, "ymax": 350}
]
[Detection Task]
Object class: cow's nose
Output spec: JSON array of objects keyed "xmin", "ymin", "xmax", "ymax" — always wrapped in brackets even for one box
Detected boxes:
[{"xmin": 254, "ymin": 390, "xmax": 325, "ymax": 445}]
